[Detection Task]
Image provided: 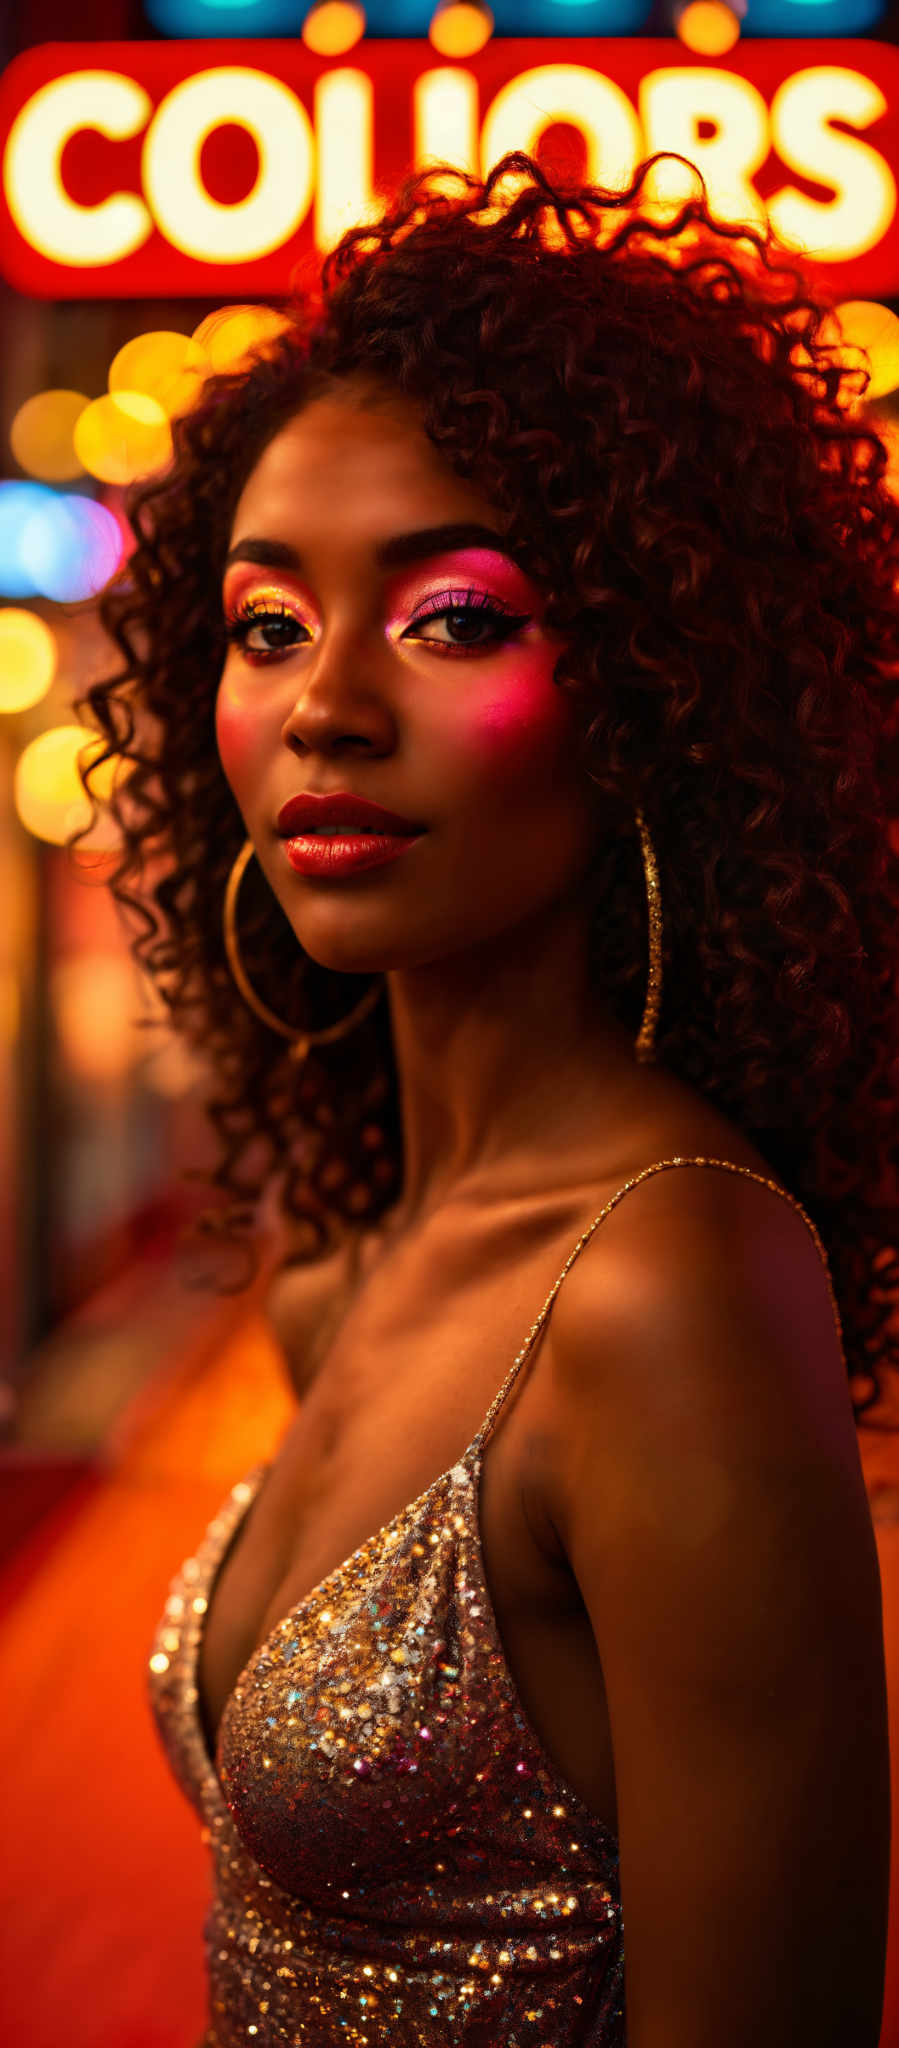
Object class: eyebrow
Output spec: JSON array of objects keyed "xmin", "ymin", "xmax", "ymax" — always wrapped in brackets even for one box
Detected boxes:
[{"xmin": 222, "ymin": 521, "xmax": 524, "ymax": 578}]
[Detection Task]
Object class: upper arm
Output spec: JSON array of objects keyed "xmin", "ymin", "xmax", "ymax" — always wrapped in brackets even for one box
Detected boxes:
[{"xmin": 549, "ymin": 1168, "xmax": 891, "ymax": 2048}]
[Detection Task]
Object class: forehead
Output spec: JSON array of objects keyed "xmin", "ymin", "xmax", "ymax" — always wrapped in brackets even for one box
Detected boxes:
[{"xmin": 231, "ymin": 386, "xmax": 499, "ymax": 537}]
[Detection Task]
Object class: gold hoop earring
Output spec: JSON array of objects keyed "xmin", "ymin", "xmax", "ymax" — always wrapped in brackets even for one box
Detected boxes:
[
  {"xmin": 223, "ymin": 818, "xmax": 661, "ymax": 1067},
  {"xmin": 634, "ymin": 805, "xmax": 662, "ymax": 1063},
  {"xmin": 222, "ymin": 838, "xmax": 385, "ymax": 1065}
]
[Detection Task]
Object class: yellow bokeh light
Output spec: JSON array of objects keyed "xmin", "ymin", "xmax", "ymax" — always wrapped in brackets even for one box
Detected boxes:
[
  {"xmin": 676, "ymin": 1, "xmax": 742, "ymax": 57},
  {"xmin": 9, "ymin": 389, "xmax": 90, "ymax": 482},
  {"xmin": 429, "ymin": 1, "xmax": 493, "ymax": 58},
  {"xmin": 109, "ymin": 330, "xmax": 210, "ymax": 419},
  {"xmin": 302, "ymin": 1, "xmax": 366, "ymax": 55},
  {"xmin": 72, "ymin": 391, "xmax": 172, "ymax": 486},
  {"xmin": 190, "ymin": 304, "xmax": 291, "ymax": 373},
  {"xmin": 14, "ymin": 725, "xmax": 127, "ymax": 846},
  {"xmin": 0, "ymin": 608, "xmax": 57, "ymax": 713},
  {"xmin": 823, "ymin": 300, "xmax": 899, "ymax": 405},
  {"xmin": 51, "ymin": 953, "xmax": 143, "ymax": 1084}
]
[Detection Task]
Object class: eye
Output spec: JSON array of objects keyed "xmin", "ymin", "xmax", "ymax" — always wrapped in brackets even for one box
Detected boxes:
[
  {"xmin": 223, "ymin": 585, "xmax": 532, "ymax": 664},
  {"xmin": 402, "ymin": 587, "xmax": 531, "ymax": 655},
  {"xmin": 224, "ymin": 598, "xmax": 308, "ymax": 661}
]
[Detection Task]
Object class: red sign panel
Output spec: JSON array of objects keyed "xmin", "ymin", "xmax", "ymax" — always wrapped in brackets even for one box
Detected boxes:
[{"xmin": 1, "ymin": 38, "xmax": 897, "ymax": 298}]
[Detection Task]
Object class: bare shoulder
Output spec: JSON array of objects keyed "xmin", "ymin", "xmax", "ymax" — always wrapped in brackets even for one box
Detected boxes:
[
  {"xmin": 542, "ymin": 1142, "xmax": 890, "ymax": 2047},
  {"xmin": 548, "ymin": 1134, "xmax": 858, "ymax": 1479}
]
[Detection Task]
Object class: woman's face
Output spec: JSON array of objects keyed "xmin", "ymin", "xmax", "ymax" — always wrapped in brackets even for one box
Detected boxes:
[{"xmin": 216, "ymin": 379, "xmax": 603, "ymax": 976}]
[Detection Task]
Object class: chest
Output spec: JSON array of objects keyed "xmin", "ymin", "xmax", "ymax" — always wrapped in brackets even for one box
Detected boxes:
[{"xmin": 197, "ymin": 1214, "xmax": 620, "ymax": 1836}]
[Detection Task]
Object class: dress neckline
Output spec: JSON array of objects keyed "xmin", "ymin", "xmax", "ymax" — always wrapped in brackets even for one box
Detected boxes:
[
  {"xmin": 195, "ymin": 1418, "xmax": 483, "ymax": 1771},
  {"xmin": 190, "ymin": 1427, "xmax": 621, "ymax": 1849}
]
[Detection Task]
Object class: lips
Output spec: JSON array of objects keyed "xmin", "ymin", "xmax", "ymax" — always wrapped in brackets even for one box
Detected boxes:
[{"xmin": 277, "ymin": 791, "xmax": 423, "ymax": 836}]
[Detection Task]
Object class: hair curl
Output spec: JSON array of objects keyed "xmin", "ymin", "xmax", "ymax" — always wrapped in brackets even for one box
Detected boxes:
[{"xmin": 75, "ymin": 149, "xmax": 899, "ymax": 1432}]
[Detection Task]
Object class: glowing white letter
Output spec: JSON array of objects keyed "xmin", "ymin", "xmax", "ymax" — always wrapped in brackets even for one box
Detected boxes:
[
  {"xmin": 3, "ymin": 71, "xmax": 152, "ymax": 266},
  {"xmin": 142, "ymin": 68, "xmax": 313, "ymax": 264},
  {"xmin": 414, "ymin": 69, "xmax": 479, "ymax": 179},
  {"xmin": 769, "ymin": 67, "xmax": 896, "ymax": 263},
  {"xmin": 481, "ymin": 64, "xmax": 641, "ymax": 197},
  {"xmin": 314, "ymin": 69, "xmax": 377, "ymax": 254},
  {"xmin": 640, "ymin": 68, "xmax": 769, "ymax": 231}
]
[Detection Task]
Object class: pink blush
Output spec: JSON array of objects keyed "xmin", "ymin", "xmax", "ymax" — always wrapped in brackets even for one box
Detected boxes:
[
  {"xmin": 477, "ymin": 694, "xmax": 538, "ymax": 742},
  {"xmin": 472, "ymin": 636, "xmax": 574, "ymax": 743},
  {"xmin": 215, "ymin": 682, "xmax": 268, "ymax": 780}
]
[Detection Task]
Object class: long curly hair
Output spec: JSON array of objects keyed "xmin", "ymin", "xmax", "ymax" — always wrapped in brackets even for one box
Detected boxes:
[{"xmin": 74, "ymin": 149, "xmax": 899, "ymax": 1433}]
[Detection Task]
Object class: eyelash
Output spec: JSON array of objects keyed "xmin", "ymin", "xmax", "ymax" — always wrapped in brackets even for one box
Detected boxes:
[{"xmin": 222, "ymin": 586, "xmax": 531, "ymax": 662}]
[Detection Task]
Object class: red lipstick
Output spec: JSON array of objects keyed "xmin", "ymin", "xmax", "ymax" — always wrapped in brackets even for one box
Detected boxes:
[
  {"xmin": 277, "ymin": 791, "xmax": 424, "ymax": 835},
  {"xmin": 276, "ymin": 789, "xmax": 426, "ymax": 878}
]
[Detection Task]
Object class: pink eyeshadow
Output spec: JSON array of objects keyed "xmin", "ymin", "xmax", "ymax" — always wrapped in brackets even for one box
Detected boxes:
[{"xmin": 384, "ymin": 548, "xmax": 538, "ymax": 626}]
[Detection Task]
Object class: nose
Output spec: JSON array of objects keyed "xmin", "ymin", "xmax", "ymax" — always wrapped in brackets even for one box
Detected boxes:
[{"xmin": 279, "ymin": 629, "xmax": 396, "ymax": 759}]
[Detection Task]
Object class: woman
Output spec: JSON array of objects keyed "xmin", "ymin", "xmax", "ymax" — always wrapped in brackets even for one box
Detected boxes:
[{"xmin": 80, "ymin": 151, "xmax": 896, "ymax": 2046}]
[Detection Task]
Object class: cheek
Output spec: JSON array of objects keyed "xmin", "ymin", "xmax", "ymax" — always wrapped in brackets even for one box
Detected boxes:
[
  {"xmin": 215, "ymin": 677, "xmax": 270, "ymax": 798},
  {"xmin": 463, "ymin": 650, "xmax": 578, "ymax": 780}
]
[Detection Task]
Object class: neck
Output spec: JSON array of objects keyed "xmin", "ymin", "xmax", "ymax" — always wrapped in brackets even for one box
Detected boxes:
[{"xmin": 383, "ymin": 889, "xmax": 647, "ymax": 1229}]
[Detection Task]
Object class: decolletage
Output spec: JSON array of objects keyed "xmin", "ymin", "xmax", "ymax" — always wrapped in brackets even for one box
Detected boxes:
[{"xmin": 147, "ymin": 1158, "xmax": 842, "ymax": 2047}]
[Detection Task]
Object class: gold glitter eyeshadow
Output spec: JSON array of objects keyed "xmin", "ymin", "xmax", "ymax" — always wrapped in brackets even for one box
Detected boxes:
[{"xmin": 148, "ymin": 1158, "xmax": 842, "ymax": 2046}]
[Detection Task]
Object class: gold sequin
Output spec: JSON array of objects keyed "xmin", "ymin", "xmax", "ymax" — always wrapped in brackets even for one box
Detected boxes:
[{"xmin": 148, "ymin": 1159, "xmax": 843, "ymax": 2045}]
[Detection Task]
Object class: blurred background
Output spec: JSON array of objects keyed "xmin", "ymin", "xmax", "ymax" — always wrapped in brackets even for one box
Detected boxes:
[{"xmin": 2, "ymin": 0, "xmax": 899, "ymax": 2043}]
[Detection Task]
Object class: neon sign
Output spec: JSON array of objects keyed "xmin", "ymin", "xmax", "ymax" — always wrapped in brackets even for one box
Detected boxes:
[{"xmin": 1, "ymin": 39, "xmax": 897, "ymax": 298}]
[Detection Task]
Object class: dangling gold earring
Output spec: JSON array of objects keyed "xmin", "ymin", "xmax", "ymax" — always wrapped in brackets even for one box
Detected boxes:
[
  {"xmin": 634, "ymin": 805, "xmax": 662, "ymax": 1063},
  {"xmin": 222, "ymin": 838, "xmax": 385, "ymax": 1065}
]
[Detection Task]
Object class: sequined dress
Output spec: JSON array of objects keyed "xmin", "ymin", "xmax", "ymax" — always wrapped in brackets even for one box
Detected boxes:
[{"xmin": 148, "ymin": 1158, "xmax": 843, "ymax": 2048}]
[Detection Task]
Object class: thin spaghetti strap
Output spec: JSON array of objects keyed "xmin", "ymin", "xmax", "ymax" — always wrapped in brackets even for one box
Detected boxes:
[{"xmin": 475, "ymin": 1155, "xmax": 844, "ymax": 1453}]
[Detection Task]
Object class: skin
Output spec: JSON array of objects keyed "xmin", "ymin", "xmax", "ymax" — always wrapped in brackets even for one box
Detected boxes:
[{"xmin": 216, "ymin": 374, "xmax": 657, "ymax": 1231}]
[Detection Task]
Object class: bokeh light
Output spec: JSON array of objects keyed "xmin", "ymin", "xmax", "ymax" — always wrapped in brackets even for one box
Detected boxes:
[
  {"xmin": 108, "ymin": 330, "xmax": 210, "ymax": 418},
  {"xmin": 144, "ymin": 0, "xmax": 304, "ymax": 33},
  {"xmin": 429, "ymin": 0, "xmax": 494, "ymax": 55},
  {"xmin": 97, "ymin": 494, "xmax": 136, "ymax": 569},
  {"xmin": 0, "ymin": 482, "xmax": 53, "ymax": 598},
  {"xmin": 14, "ymin": 725, "xmax": 126, "ymax": 847},
  {"xmin": 302, "ymin": 2, "xmax": 366, "ymax": 52},
  {"xmin": 19, "ymin": 494, "xmax": 123, "ymax": 603},
  {"xmin": 0, "ymin": 483, "xmax": 124, "ymax": 602},
  {"xmin": 73, "ymin": 392, "xmax": 172, "ymax": 486},
  {"xmin": 675, "ymin": 0, "xmax": 743, "ymax": 54},
  {"xmin": 0, "ymin": 608, "xmax": 57, "ymax": 712},
  {"xmin": 51, "ymin": 953, "xmax": 144, "ymax": 1084},
  {"xmin": 748, "ymin": 0, "xmax": 884, "ymax": 28},
  {"xmin": 190, "ymin": 304, "xmax": 290, "ymax": 373},
  {"xmin": 830, "ymin": 300, "xmax": 899, "ymax": 403},
  {"xmin": 9, "ymin": 389, "xmax": 90, "ymax": 482}
]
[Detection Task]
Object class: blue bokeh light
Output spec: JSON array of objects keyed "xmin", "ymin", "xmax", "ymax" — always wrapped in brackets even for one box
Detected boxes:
[
  {"xmin": 747, "ymin": 0, "xmax": 886, "ymax": 31},
  {"xmin": 140, "ymin": 0, "xmax": 888, "ymax": 33},
  {"xmin": 0, "ymin": 483, "xmax": 49, "ymax": 599},
  {"xmin": 141, "ymin": 0, "xmax": 654, "ymax": 37},
  {"xmin": 20, "ymin": 494, "xmax": 123, "ymax": 604},
  {"xmin": 144, "ymin": 0, "xmax": 326, "ymax": 32},
  {"xmin": 0, "ymin": 485, "xmax": 123, "ymax": 603}
]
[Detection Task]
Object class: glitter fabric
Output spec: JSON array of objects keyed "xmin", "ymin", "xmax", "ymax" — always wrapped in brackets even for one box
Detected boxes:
[{"xmin": 148, "ymin": 1158, "xmax": 844, "ymax": 2048}]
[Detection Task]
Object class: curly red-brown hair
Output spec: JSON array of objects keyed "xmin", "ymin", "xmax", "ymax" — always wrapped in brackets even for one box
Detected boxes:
[{"xmin": 75, "ymin": 149, "xmax": 899, "ymax": 1432}]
